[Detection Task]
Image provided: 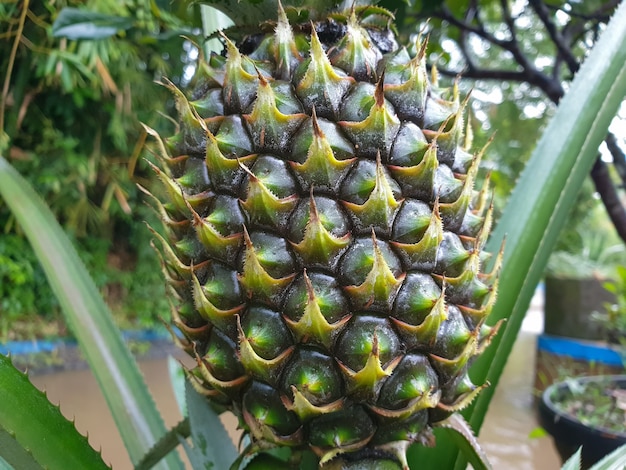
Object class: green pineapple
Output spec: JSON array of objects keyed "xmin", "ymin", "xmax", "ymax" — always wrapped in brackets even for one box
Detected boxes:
[{"xmin": 147, "ymin": 1, "xmax": 501, "ymax": 467}]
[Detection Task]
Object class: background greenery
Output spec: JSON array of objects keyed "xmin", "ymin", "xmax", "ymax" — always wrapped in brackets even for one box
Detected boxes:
[
  {"xmin": 2, "ymin": 0, "xmax": 625, "ymax": 342},
  {"xmin": 0, "ymin": 0, "xmax": 205, "ymax": 340}
]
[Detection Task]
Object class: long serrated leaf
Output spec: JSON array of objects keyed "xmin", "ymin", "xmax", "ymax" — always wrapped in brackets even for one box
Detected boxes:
[
  {"xmin": 183, "ymin": 378, "xmax": 238, "ymax": 469},
  {"xmin": 435, "ymin": 414, "xmax": 491, "ymax": 470},
  {"xmin": 0, "ymin": 428, "xmax": 41, "ymax": 470},
  {"xmin": 0, "ymin": 156, "xmax": 183, "ymax": 470},
  {"xmin": 0, "ymin": 355, "xmax": 108, "ymax": 470},
  {"xmin": 561, "ymin": 448, "xmax": 582, "ymax": 470},
  {"xmin": 168, "ymin": 356, "xmax": 188, "ymax": 417},
  {"xmin": 408, "ymin": 2, "xmax": 626, "ymax": 468},
  {"xmin": 52, "ymin": 7, "xmax": 134, "ymax": 39},
  {"xmin": 135, "ymin": 419, "xmax": 191, "ymax": 470}
]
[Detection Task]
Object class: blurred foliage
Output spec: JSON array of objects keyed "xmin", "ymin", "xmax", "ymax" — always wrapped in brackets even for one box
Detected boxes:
[{"xmin": 0, "ymin": 0, "xmax": 204, "ymax": 339}]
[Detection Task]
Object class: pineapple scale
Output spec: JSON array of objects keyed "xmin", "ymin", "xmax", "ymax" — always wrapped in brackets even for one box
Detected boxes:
[{"xmin": 150, "ymin": 5, "xmax": 501, "ymax": 467}]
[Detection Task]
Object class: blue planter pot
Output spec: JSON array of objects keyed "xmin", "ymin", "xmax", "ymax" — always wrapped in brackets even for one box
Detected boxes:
[{"xmin": 538, "ymin": 375, "xmax": 626, "ymax": 469}]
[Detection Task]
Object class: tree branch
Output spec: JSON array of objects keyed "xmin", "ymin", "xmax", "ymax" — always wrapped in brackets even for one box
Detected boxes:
[
  {"xmin": 529, "ymin": 0, "xmax": 580, "ymax": 74},
  {"xmin": 591, "ymin": 158, "xmax": 626, "ymax": 243},
  {"xmin": 606, "ymin": 132, "xmax": 626, "ymax": 187}
]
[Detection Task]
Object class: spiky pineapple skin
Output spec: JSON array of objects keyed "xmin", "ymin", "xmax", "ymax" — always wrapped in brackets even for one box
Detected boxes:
[{"xmin": 150, "ymin": 6, "xmax": 500, "ymax": 467}]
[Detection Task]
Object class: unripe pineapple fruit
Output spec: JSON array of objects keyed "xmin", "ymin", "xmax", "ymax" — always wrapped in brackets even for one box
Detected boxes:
[{"xmin": 147, "ymin": 2, "xmax": 501, "ymax": 467}]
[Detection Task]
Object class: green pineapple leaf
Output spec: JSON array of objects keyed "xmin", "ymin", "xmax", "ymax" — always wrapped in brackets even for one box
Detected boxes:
[
  {"xmin": 0, "ymin": 355, "xmax": 108, "ymax": 470},
  {"xmin": 181, "ymin": 378, "xmax": 238, "ymax": 469},
  {"xmin": 561, "ymin": 448, "xmax": 582, "ymax": 470}
]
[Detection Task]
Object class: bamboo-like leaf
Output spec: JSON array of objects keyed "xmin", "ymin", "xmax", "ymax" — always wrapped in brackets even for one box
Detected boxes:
[
  {"xmin": 0, "ymin": 156, "xmax": 183, "ymax": 470},
  {"xmin": 0, "ymin": 355, "xmax": 108, "ymax": 470},
  {"xmin": 415, "ymin": 2, "xmax": 626, "ymax": 469},
  {"xmin": 52, "ymin": 7, "xmax": 134, "ymax": 39}
]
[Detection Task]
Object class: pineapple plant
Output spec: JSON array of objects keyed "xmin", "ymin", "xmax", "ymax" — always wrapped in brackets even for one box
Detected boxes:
[{"xmin": 145, "ymin": 0, "xmax": 502, "ymax": 467}]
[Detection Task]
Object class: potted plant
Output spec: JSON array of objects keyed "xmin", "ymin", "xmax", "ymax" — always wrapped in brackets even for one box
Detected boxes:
[
  {"xmin": 539, "ymin": 266, "xmax": 626, "ymax": 468},
  {"xmin": 543, "ymin": 196, "xmax": 625, "ymax": 342},
  {"xmin": 539, "ymin": 374, "xmax": 626, "ymax": 469}
]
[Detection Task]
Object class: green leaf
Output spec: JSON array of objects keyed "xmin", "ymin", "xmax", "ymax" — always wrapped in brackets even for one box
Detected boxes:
[
  {"xmin": 561, "ymin": 448, "xmax": 582, "ymax": 470},
  {"xmin": 408, "ymin": 1, "xmax": 626, "ymax": 468},
  {"xmin": 182, "ymin": 378, "xmax": 238, "ymax": 469},
  {"xmin": 135, "ymin": 419, "xmax": 191, "ymax": 470},
  {"xmin": 435, "ymin": 414, "xmax": 491, "ymax": 470},
  {"xmin": 52, "ymin": 7, "xmax": 134, "ymax": 39},
  {"xmin": 168, "ymin": 356, "xmax": 188, "ymax": 417},
  {"xmin": 528, "ymin": 427, "xmax": 548, "ymax": 439},
  {"xmin": 0, "ymin": 454, "xmax": 16, "ymax": 470},
  {"xmin": 0, "ymin": 156, "xmax": 183, "ymax": 470},
  {"xmin": 0, "ymin": 355, "xmax": 108, "ymax": 470}
]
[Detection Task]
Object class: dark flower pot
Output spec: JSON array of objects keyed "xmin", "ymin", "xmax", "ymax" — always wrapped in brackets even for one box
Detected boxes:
[{"xmin": 538, "ymin": 375, "xmax": 626, "ymax": 469}]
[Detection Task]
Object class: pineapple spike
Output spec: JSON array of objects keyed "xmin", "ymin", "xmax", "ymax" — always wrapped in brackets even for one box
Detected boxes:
[
  {"xmin": 222, "ymin": 33, "xmax": 259, "ymax": 112},
  {"xmin": 476, "ymin": 319, "xmax": 504, "ymax": 354},
  {"xmin": 186, "ymin": 197, "xmax": 243, "ymax": 262},
  {"xmin": 136, "ymin": 183, "xmax": 184, "ymax": 229},
  {"xmin": 141, "ymin": 123, "xmax": 174, "ymax": 164},
  {"xmin": 342, "ymin": 151, "xmax": 403, "ymax": 233},
  {"xmin": 474, "ymin": 200, "xmax": 494, "ymax": 252},
  {"xmin": 481, "ymin": 238, "xmax": 505, "ymax": 284},
  {"xmin": 296, "ymin": 26, "xmax": 355, "ymax": 119},
  {"xmin": 291, "ymin": 190, "xmax": 351, "ymax": 266},
  {"xmin": 375, "ymin": 71, "xmax": 386, "ymax": 107},
  {"xmin": 391, "ymin": 198, "xmax": 443, "ymax": 269},
  {"xmin": 339, "ymin": 80, "xmax": 401, "ymax": 160},
  {"xmin": 344, "ymin": 229, "xmax": 405, "ymax": 309},
  {"xmin": 191, "ymin": 273, "xmax": 244, "ymax": 335},
  {"xmin": 431, "ymin": 63, "xmax": 439, "ymax": 87},
  {"xmin": 244, "ymin": 69, "xmax": 306, "ymax": 153},
  {"xmin": 388, "ymin": 139, "xmax": 439, "ymax": 199},
  {"xmin": 239, "ymin": 159, "xmax": 298, "ymax": 229},
  {"xmin": 436, "ymin": 382, "xmax": 489, "ymax": 413},
  {"xmin": 290, "ymin": 108, "xmax": 355, "ymax": 191},
  {"xmin": 338, "ymin": 331, "xmax": 400, "ymax": 398},
  {"xmin": 370, "ymin": 385, "xmax": 441, "ymax": 419},
  {"xmin": 274, "ymin": 0, "xmax": 301, "ymax": 80},
  {"xmin": 195, "ymin": 350, "xmax": 249, "ymax": 393},
  {"xmin": 238, "ymin": 226, "xmax": 296, "ymax": 303},
  {"xmin": 282, "ymin": 385, "xmax": 345, "ymax": 421},
  {"xmin": 283, "ymin": 269, "xmax": 351, "ymax": 347},
  {"xmin": 236, "ymin": 313, "xmax": 294, "ymax": 382}
]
